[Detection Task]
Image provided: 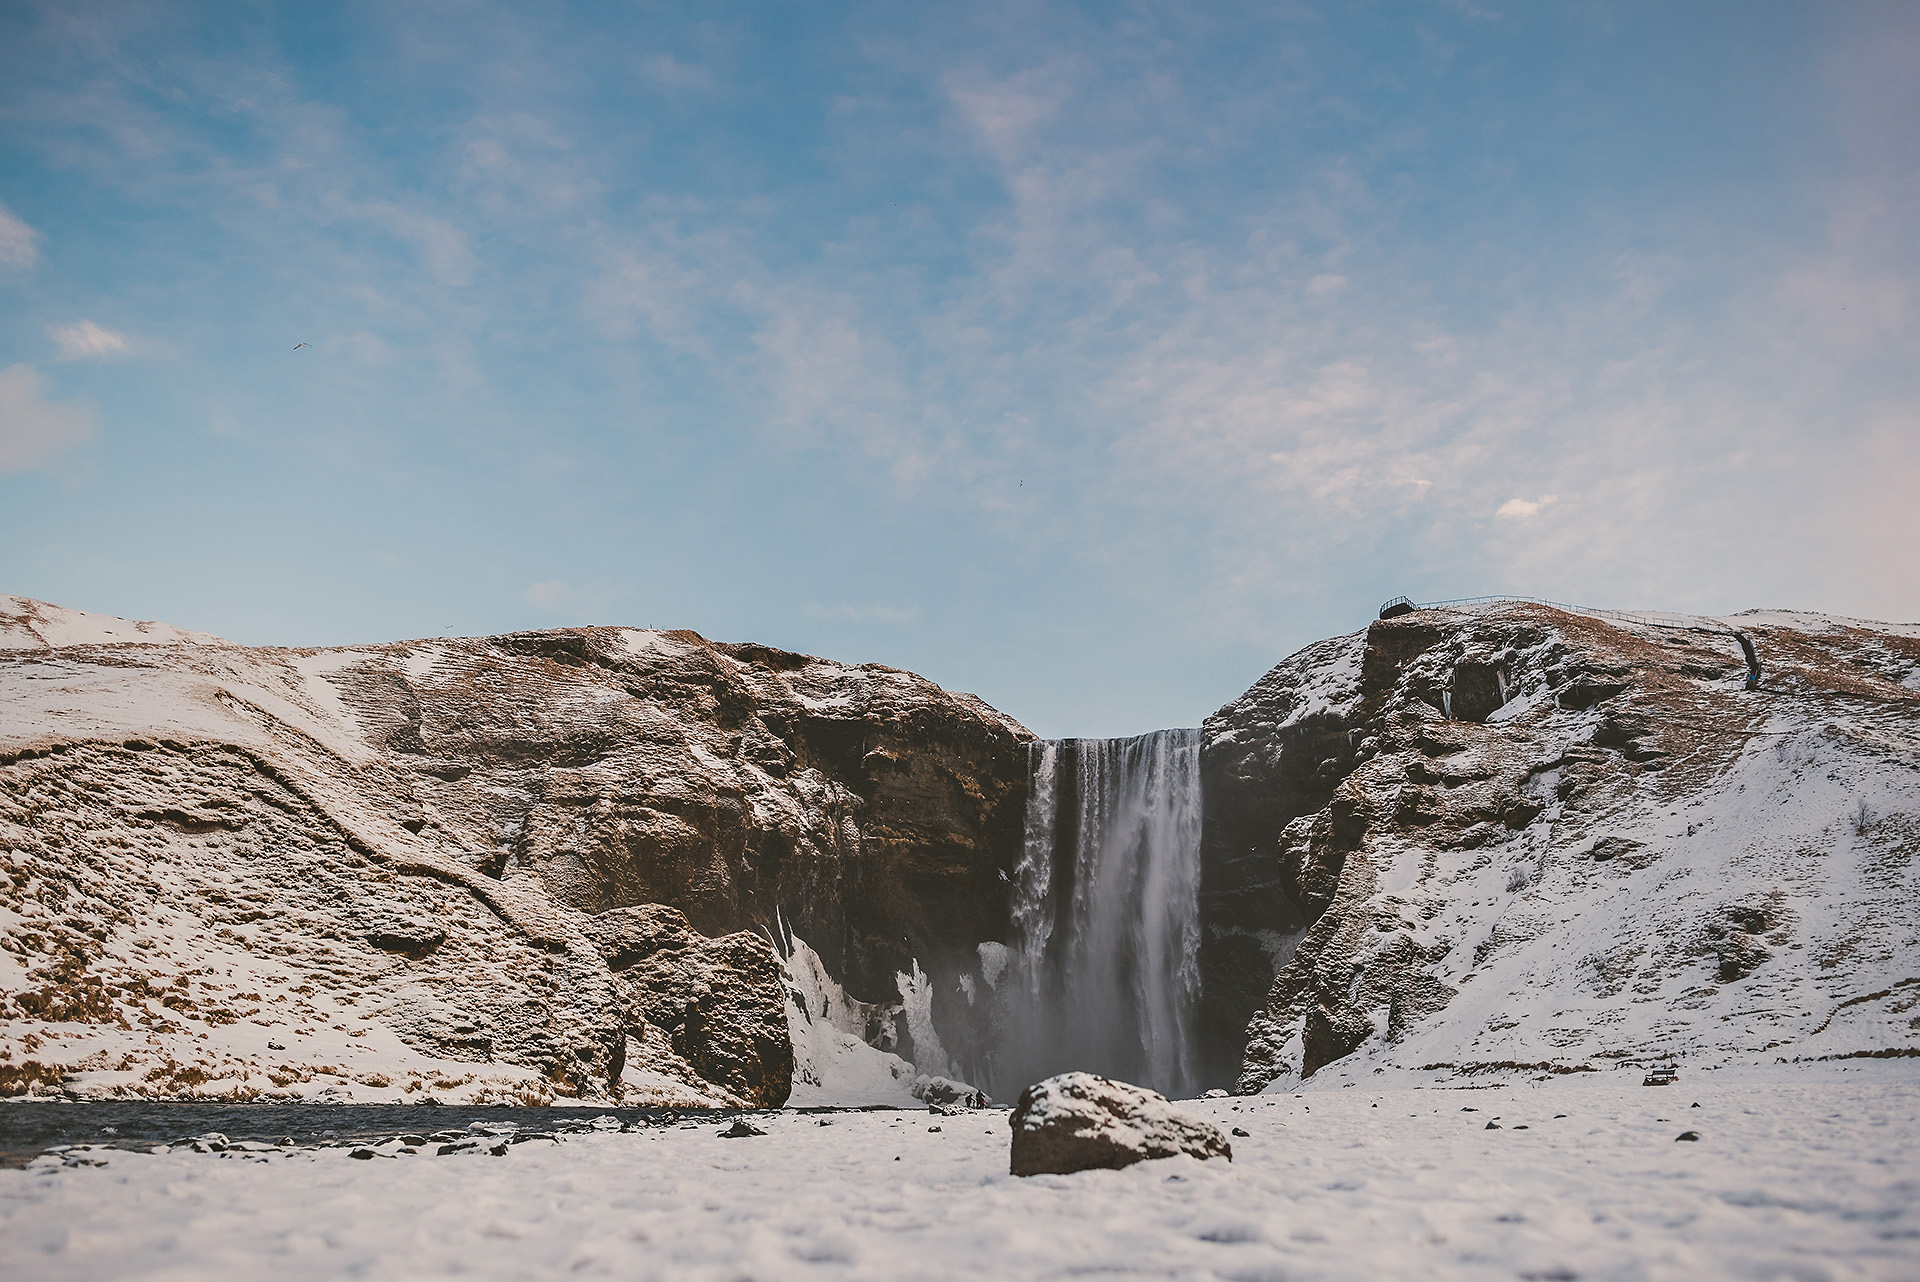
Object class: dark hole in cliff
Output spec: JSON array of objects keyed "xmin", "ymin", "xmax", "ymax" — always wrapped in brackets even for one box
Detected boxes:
[
  {"xmin": 365, "ymin": 923, "xmax": 447, "ymax": 958},
  {"xmin": 1447, "ymin": 662, "xmax": 1507, "ymax": 723},
  {"xmin": 135, "ymin": 807, "xmax": 248, "ymax": 834},
  {"xmin": 1557, "ymin": 679, "xmax": 1629, "ymax": 711}
]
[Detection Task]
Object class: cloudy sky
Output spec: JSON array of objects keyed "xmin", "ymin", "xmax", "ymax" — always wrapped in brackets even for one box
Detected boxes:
[{"xmin": 1, "ymin": 1, "xmax": 1915, "ymax": 736}]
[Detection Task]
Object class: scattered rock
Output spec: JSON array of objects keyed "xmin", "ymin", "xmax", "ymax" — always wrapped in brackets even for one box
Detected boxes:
[
  {"xmin": 350, "ymin": 1148, "xmax": 376, "ymax": 1160},
  {"xmin": 1675, "ymin": 1131, "xmax": 1702, "ymax": 1142},
  {"xmin": 1485, "ymin": 1121, "xmax": 1501, "ymax": 1130},
  {"xmin": 1008, "ymin": 1072, "xmax": 1232, "ymax": 1177},
  {"xmin": 1587, "ymin": 836, "xmax": 1645, "ymax": 864},
  {"xmin": 719, "ymin": 1119, "xmax": 766, "ymax": 1138},
  {"xmin": 1231, "ymin": 1126, "xmax": 1250, "ymax": 1138}
]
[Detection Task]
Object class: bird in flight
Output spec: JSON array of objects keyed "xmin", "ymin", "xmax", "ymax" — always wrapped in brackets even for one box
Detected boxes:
[{"xmin": 292, "ymin": 342, "xmax": 310, "ymax": 350}]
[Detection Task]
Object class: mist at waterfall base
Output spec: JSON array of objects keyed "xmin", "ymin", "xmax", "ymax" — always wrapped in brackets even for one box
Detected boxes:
[{"xmin": 987, "ymin": 730, "xmax": 1205, "ymax": 1101}]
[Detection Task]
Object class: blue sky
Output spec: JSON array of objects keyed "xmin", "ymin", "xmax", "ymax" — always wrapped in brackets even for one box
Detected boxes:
[{"xmin": 2, "ymin": 1, "xmax": 1915, "ymax": 737}]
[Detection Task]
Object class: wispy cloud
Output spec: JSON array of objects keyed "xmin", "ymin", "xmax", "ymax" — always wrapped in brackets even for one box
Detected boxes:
[
  {"xmin": 525, "ymin": 580, "xmax": 575, "ymax": 611},
  {"xmin": 1495, "ymin": 496, "xmax": 1555, "ymax": 520},
  {"xmin": 643, "ymin": 53, "xmax": 712, "ymax": 91},
  {"xmin": 0, "ymin": 199, "xmax": 39, "ymax": 270},
  {"xmin": 1, "ymin": 2, "xmax": 1915, "ymax": 733},
  {"xmin": 806, "ymin": 602, "xmax": 920, "ymax": 625},
  {"xmin": 0, "ymin": 365, "xmax": 94, "ymax": 472},
  {"xmin": 49, "ymin": 320, "xmax": 130, "ymax": 360}
]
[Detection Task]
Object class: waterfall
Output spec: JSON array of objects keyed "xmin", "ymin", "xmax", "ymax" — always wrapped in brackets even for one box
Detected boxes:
[{"xmin": 994, "ymin": 728, "xmax": 1204, "ymax": 1099}]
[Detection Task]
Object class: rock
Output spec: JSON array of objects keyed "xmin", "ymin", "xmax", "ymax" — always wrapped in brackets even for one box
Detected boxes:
[
  {"xmin": 1008, "ymin": 1072, "xmax": 1232, "ymax": 1177},
  {"xmin": 1223, "ymin": 602, "xmax": 1920, "ymax": 1093},
  {"xmin": 350, "ymin": 1148, "xmax": 376, "ymax": 1160},
  {"xmin": 0, "ymin": 597, "xmax": 1033, "ymax": 1108},
  {"xmin": 1676, "ymin": 1131, "xmax": 1702, "ymax": 1142},
  {"xmin": 1231, "ymin": 1126, "xmax": 1250, "ymax": 1137},
  {"xmin": 592, "ymin": 906, "xmax": 793, "ymax": 1107},
  {"xmin": 911, "ymin": 1074, "xmax": 989, "ymax": 1109},
  {"xmin": 362, "ymin": 917, "xmax": 447, "ymax": 958},
  {"xmin": 719, "ymin": 1118, "xmax": 766, "ymax": 1138},
  {"xmin": 1202, "ymin": 1088, "xmax": 1229, "ymax": 1099},
  {"xmin": 1587, "ymin": 836, "xmax": 1645, "ymax": 864},
  {"xmin": 1485, "ymin": 1121, "xmax": 1501, "ymax": 1130}
]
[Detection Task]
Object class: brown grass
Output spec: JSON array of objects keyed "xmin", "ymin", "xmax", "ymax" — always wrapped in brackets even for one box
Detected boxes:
[{"xmin": 0, "ymin": 1060, "xmax": 65, "ymax": 1096}]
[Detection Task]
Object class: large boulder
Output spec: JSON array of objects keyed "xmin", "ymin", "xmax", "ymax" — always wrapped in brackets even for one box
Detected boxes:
[{"xmin": 1008, "ymin": 1072, "xmax": 1231, "ymax": 1176}]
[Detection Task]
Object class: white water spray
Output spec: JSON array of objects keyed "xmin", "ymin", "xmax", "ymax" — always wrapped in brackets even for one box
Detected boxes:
[{"xmin": 996, "ymin": 729, "xmax": 1204, "ymax": 1098}]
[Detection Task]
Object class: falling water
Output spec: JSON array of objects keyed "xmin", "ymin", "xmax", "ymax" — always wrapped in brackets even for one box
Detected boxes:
[{"xmin": 993, "ymin": 729, "xmax": 1204, "ymax": 1099}]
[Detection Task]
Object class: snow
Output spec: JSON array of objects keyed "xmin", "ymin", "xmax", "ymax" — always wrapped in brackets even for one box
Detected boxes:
[
  {"xmin": 1292, "ymin": 701, "xmax": 1920, "ymax": 1077},
  {"xmin": 0, "ymin": 596, "xmax": 228, "ymax": 651},
  {"xmin": 1725, "ymin": 609, "xmax": 1920, "ymax": 640},
  {"xmin": 781, "ymin": 935, "xmax": 921, "ymax": 1107},
  {"xmin": 1205, "ymin": 630, "xmax": 1366, "ymax": 748},
  {"xmin": 4, "ymin": 1061, "xmax": 1915, "ymax": 1280}
]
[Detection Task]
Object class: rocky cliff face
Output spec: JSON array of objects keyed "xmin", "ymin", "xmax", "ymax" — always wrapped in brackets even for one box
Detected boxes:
[
  {"xmin": 8, "ymin": 593, "xmax": 1914, "ymax": 1106},
  {"xmin": 1208, "ymin": 603, "xmax": 1920, "ymax": 1090},
  {"xmin": 0, "ymin": 597, "xmax": 1028, "ymax": 1104}
]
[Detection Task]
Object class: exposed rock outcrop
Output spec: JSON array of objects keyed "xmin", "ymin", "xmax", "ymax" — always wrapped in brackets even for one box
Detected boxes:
[
  {"xmin": 1008, "ymin": 1071, "xmax": 1231, "ymax": 1175},
  {"xmin": 0, "ymin": 596, "xmax": 1029, "ymax": 1103},
  {"xmin": 1215, "ymin": 604, "xmax": 1920, "ymax": 1091}
]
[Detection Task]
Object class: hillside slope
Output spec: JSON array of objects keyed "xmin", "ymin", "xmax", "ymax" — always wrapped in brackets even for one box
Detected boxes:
[
  {"xmin": 0, "ymin": 597, "xmax": 1029, "ymax": 1104},
  {"xmin": 1211, "ymin": 603, "xmax": 1920, "ymax": 1090}
]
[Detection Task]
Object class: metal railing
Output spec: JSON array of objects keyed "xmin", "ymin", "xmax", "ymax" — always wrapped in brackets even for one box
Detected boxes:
[
  {"xmin": 1379, "ymin": 593, "xmax": 1762, "ymax": 685},
  {"xmin": 1384, "ymin": 593, "xmax": 1741, "ymax": 637}
]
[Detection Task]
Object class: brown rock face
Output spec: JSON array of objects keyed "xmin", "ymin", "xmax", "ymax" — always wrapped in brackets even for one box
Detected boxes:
[
  {"xmin": 341, "ymin": 626, "xmax": 1033, "ymax": 1017},
  {"xmin": 1218, "ymin": 604, "xmax": 1920, "ymax": 1092},
  {"xmin": 0, "ymin": 599, "xmax": 1032, "ymax": 1104},
  {"xmin": 586, "ymin": 905, "xmax": 793, "ymax": 1106}
]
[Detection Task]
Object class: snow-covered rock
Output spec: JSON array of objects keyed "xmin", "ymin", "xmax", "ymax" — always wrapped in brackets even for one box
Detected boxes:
[
  {"xmin": 0, "ymin": 597, "xmax": 1030, "ymax": 1106},
  {"xmin": 1213, "ymin": 602, "xmax": 1920, "ymax": 1092},
  {"xmin": 911, "ymin": 1074, "xmax": 988, "ymax": 1108},
  {"xmin": 1007, "ymin": 1071, "xmax": 1231, "ymax": 1175}
]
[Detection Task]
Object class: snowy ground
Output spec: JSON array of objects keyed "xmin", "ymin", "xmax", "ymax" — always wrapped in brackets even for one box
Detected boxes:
[{"xmin": 4, "ymin": 1061, "xmax": 1915, "ymax": 1281}]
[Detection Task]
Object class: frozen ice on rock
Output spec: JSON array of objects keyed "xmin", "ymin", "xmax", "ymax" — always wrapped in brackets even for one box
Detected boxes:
[{"xmin": 911, "ymin": 1075, "xmax": 989, "ymax": 1109}]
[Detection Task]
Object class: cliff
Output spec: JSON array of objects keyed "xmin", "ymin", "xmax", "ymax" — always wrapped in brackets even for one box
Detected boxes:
[
  {"xmin": 0, "ymin": 597, "xmax": 1029, "ymax": 1104},
  {"xmin": 7, "ymin": 592, "xmax": 1915, "ymax": 1106},
  {"xmin": 1205, "ymin": 602, "xmax": 1920, "ymax": 1090}
]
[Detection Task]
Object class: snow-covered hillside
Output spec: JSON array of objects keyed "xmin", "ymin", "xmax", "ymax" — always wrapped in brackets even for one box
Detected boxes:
[
  {"xmin": 0, "ymin": 596, "xmax": 1025, "ymax": 1106},
  {"xmin": 1216, "ymin": 602, "xmax": 1920, "ymax": 1090},
  {"xmin": 5, "ymin": 593, "xmax": 1915, "ymax": 1109}
]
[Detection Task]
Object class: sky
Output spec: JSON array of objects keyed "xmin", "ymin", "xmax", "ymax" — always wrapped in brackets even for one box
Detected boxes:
[{"xmin": 1, "ymin": 1, "xmax": 1915, "ymax": 738}]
